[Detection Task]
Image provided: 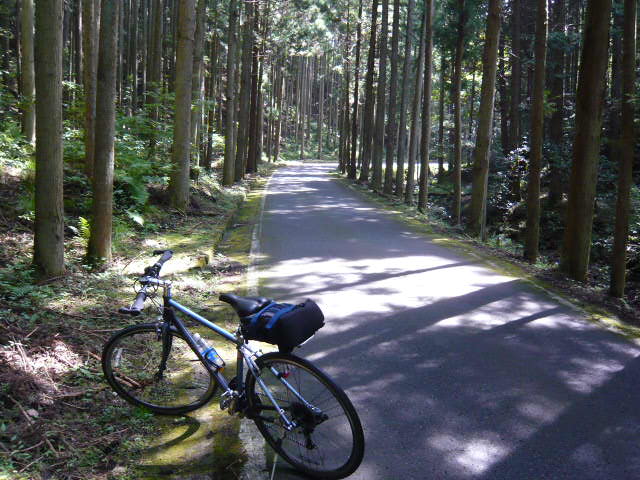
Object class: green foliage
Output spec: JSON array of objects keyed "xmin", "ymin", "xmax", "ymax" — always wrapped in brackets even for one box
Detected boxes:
[
  {"xmin": 78, "ymin": 216, "xmax": 91, "ymax": 240},
  {"xmin": 0, "ymin": 120, "xmax": 32, "ymax": 169},
  {"xmin": 0, "ymin": 262, "xmax": 55, "ymax": 312},
  {"xmin": 62, "ymin": 126, "xmax": 86, "ymax": 168},
  {"xmin": 111, "ymin": 111, "xmax": 172, "ymax": 214}
]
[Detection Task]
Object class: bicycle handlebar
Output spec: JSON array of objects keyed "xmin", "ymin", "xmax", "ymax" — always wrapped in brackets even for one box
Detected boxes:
[
  {"xmin": 118, "ymin": 250, "xmax": 173, "ymax": 316},
  {"xmin": 145, "ymin": 249, "xmax": 173, "ymax": 278},
  {"xmin": 119, "ymin": 290, "xmax": 147, "ymax": 316}
]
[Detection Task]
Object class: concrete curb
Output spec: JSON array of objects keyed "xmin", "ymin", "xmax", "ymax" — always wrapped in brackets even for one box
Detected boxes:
[{"xmin": 238, "ymin": 172, "xmax": 276, "ymax": 480}]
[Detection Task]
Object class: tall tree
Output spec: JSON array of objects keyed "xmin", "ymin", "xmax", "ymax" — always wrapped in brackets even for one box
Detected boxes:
[
  {"xmin": 560, "ymin": 0, "xmax": 612, "ymax": 281},
  {"xmin": 524, "ymin": 0, "xmax": 548, "ymax": 262},
  {"xmin": 610, "ymin": 0, "xmax": 636, "ymax": 297},
  {"xmin": 547, "ymin": 0, "xmax": 565, "ymax": 206},
  {"xmin": 87, "ymin": 0, "xmax": 119, "ymax": 264},
  {"xmin": 437, "ymin": 53, "xmax": 446, "ymax": 181},
  {"xmin": 498, "ymin": 36, "xmax": 509, "ymax": 157},
  {"xmin": 318, "ymin": 55, "xmax": 325, "ymax": 158},
  {"xmin": 34, "ymin": 0, "xmax": 65, "ymax": 277},
  {"xmin": 395, "ymin": 0, "xmax": 414, "ymax": 197},
  {"xmin": 20, "ymin": 0, "xmax": 35, "ymax": 144},
  {"xmin": 452, "ymin": 0, "xmax": 466, "ymax": 224},
  {"xmin": 371, "ymin": 0, "xmax": 389, "ymax": 191},
  {"xmin": 190, "ymin": 0, "xmax": 207, "ymax": 165},
  {"xmin": 223, "ymin": 0, "xmax": 239, "ymax": 185},
  {"xmin": 82, "ymin": 0, "xmax": 99, "ymax": 177},
  {"xmin": 404, "ymin": 4, "xmax": 427, "ymax": 205},
  {"xmin": 349, "ymin": 0, "xmax": 364, "ymax": 179},
  {"xmin": 147, "ymin": 0, "xmax": 163, "ymax": 119},
  {"xmin": 358, "ymin": 0, "xmax": 379, "ymax": 183},
  {"xmin": 246, "ymin": 0, "xmax": 263, "ymax": 174},
  {"xmin": 235, "ymin": 0, "xmax": 254, "ymax": 179},
  {"xmin": 509, "ymin": 0, "xmax": 522, "ymax": 200},
  {"xmin": 417, "ymin": 0, "xmax": 434, "ymax": 212},
  {"xmin": 272, "ymin": 57, "xmax": 284, "ymax": 163},
  {"xmin": 168, "ymin": 0, "xmax": 196, "ymax": 210},
  {"xmin": 383, "ymin": 0, "xmax": 400, "ymax": 194},
  {"xmin": 468, "ymin": 0, "xmax": 502, "ymax": 237}
]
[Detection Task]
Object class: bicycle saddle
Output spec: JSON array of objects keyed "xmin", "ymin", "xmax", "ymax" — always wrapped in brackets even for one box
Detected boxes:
[{"xmin": 219, "ymin": 293, "xmax": 271, "ymax": 318}]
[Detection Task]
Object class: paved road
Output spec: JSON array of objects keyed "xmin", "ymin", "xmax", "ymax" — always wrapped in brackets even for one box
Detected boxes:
[{"xmin": 256, "ymin": 163, "xmax": 640, "ymax": 480}]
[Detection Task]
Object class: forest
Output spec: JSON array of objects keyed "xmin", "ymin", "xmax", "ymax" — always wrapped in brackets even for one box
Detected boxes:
[{"xmin": 0, "ymin": 0, "xmax": 639, "ymax": 477}]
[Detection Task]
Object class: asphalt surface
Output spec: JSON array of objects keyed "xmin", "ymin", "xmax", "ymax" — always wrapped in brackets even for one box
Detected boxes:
[{"xmin": 256, "ymin": 163, "xmax": 640, "ymax": 480}]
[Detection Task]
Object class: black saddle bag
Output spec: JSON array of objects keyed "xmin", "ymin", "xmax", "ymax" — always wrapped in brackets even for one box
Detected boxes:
[{"xmin": 241, "ymin": 299, "xmax": 325, "ymax": 353}]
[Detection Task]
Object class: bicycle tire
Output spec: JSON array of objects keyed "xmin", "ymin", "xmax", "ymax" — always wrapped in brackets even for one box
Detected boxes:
[
  {"xmin": 102, "ymin": 323, "xmax": 217, "ymax": 414},
  {"xmin": 245, "ymin": 352, "xmax": 365, "ymax": 479}
]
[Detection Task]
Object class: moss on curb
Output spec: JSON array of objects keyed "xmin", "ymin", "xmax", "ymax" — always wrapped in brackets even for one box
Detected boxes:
[{"xmin": 332, "ymin": 173, "xmax": 640, "ymax": 342}]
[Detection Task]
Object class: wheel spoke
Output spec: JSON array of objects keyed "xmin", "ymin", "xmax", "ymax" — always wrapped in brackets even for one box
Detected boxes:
[{"xmin": 104, "ymin": 325, "xmax": 215, "ymax": 412}]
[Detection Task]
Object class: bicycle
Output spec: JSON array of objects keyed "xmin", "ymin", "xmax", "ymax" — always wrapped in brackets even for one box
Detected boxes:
[{"xmin": 101, "ymin": 250, "xmax": 365, "ymax": 479}]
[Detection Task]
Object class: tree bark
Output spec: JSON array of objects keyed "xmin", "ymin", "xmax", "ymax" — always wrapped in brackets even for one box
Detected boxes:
[
  {"xmin": 524, "ymin": 0, "xmax": 548, "ymax": 262},
  {"xmin": 168, "ymin": 0, "xmax": 196, "ymax": 210},
  {"xmin": 609, "ymin": 4, "xmax": 623, "ymax": 146},
  {"xmin": 509, "ymin": 0, "xmax": 522, "ymax": 200},
  {"xmin": 395, "ymin": 0, "xmax": 414, "ymax": 197},
  {"xmin": 34, "ymin": 0, "xmax": 65, "ymax": 277},
  {"xmin": 247, "ymin": 0, "xmax": 261, "ymax": 173},
  {"xmin": 404, "ymin": 6, "xmax": 427, "ymax": 205},
  {"xmin": 437, "ymin": 52, "xmax": 446, "ymax": 181},
  {"xmin": 256, "ymin": 0, "xmax": 270, "ymax": 167},
  {"xmin": 417, "ymin": 0, "xmax": 434, "ymax": 212},
  {"xmin": 382, "ymin": 0, "xmax": 400, "ymax": 193},
  {"xmin": 116, "ymin": 0, "xmax": 124, "ymax": 104},
  {"xmin": 468, "ymin": 0, "xmax": 502, "ymax": 237},
  {"xmin": 610, "ymin": 0, "xmax": 636, "ymax": 297},
  {"xmin": 273, "ymin": 59, "xmax": 284, "ymax": 163},
  {"xmin": 235, "ymin": 0, "xmax": 254, "ymax": 179},
  {"xmin": 349, "ymin": 0, "xmax": 364, "ymax": 179},
  {"xmin": 560, "ymin": 0, "xmax": 612, "ymax": 281},
  {"xmin": 147, "ymin": 0, "xmax": 163, "ymax": 118},
  {"xmin": 129, "ymin": 0, "xmax": 139, "ymax": 111},
  {"xmin": 190, "ymin": 0, "xmax": 206, "ymax": 166},
  {"xmin": 87, "ymin": 0, "xmax": 119, "ymax": 265},
  {"xmin": 498, "ymin": 35, "xmax": 509, "ymax": 157},
  {"xmin": 20, "ymin": 0, "xmax": 35, "ymax": 144},
  {"xmin": 223, "ymin": 0, "xmax": 239, "ymax": 185},
  {"xmin": 316, "ymin": 56, "xmax": 322, "ymax": 159},
  {"xmin": 358, "ymin": 0, "xmax": 379, "ymax": 183},
  {"xmin": 372, "ymin": 0, "xmax": 389, "ymax": 191},
  {"xmin": 452, "ymin": 0, "xmax": 466, "ymax": 224},
  {"xmin": 204, "ymin": 28, "xmax": 219, "ymax": 167},
  {"xmin": 547, "ymin": 0, "xmax": 564, "ymax": 206},
  {"xmin": 82, "ymin": 0, "xmax": 99, "ymax": 176}
]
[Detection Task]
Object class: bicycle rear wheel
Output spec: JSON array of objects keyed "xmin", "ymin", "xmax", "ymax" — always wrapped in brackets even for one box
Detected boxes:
[
  {"xmin": 102, "ymin": 323, "xmax": 217, "ymax": 414},
  {"xmin": 245, "ymin": 352, "xmax": 364, "ymax": 479}
]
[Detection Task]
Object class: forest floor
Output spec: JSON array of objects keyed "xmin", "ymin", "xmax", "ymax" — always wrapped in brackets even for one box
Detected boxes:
[
  {"xmin": 335, "ymin": 175, "xmax": 640, "ymax": 339},
  {"xmin": 0, "ymin": 163, "xmax": 280, "ymax": 480}
]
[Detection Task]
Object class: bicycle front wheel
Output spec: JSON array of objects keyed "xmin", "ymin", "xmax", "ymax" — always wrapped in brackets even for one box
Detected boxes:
[
  {"xmin": 102, "ymin": 323, "xmax": 217, "ymax": 414},
  {"xmin": 246, "ymin": 352, "xmax": 365, "ymax": 479}
]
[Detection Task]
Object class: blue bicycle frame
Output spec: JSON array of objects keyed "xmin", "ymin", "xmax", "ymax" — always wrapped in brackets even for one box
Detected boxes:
[{"xmin": 158, "ymin": 286, "xmax": 304, "ymax": 429}]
